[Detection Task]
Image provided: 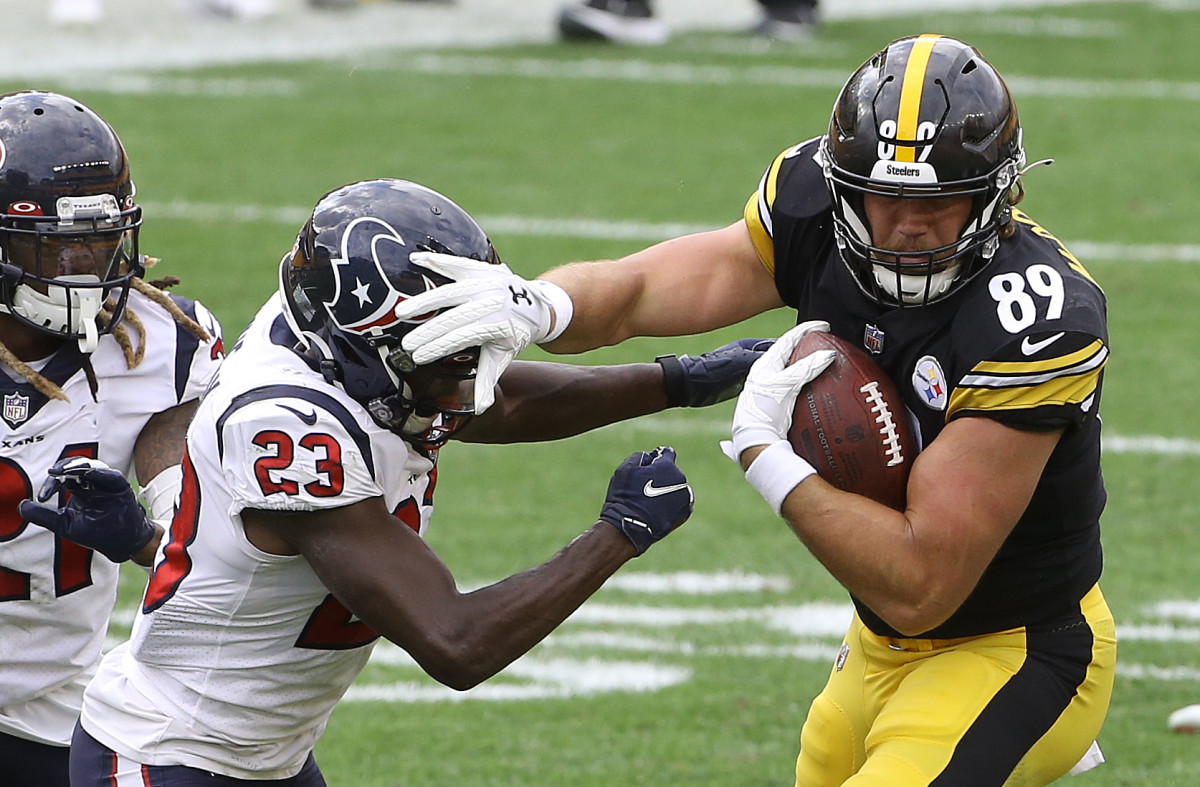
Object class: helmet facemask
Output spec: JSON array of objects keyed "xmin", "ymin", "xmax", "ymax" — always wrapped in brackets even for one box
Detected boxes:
[
  {"xmin": 364, "ymin": 343, "xmax": 478, "ymax": 448},
  {"xmin": 820, "ymin": 35, "xmax": 1025, "ymax": 307},
  {"xmin": 0, "ymin": 195, "xmax": 143, "ymax": 352}
]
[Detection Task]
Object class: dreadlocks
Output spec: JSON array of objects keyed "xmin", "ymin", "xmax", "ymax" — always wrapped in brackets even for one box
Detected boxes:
[{"xmin": 1, "ymin": 270, "xmax": 212, "ymax": 403}]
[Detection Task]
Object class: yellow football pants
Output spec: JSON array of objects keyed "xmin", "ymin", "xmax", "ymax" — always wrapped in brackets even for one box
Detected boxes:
[{"xmin": 794, "ymin": 585, "xmax": 1115, "ymax": 786}]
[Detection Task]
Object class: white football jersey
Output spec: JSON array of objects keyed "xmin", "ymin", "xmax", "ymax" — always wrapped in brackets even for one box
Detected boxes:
[
  {"xmin": 81, "ymin": 296, "xmax": 438, "ymax": 779},
  {"xmin": 0, "ymin": 288, "xmax": 223, "ymax": 746}
]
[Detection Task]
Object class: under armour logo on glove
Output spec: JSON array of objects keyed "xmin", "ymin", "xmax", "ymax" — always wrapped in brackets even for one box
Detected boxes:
[
  {"xmin": 394, "ymin": 251, "xmax": 574, "ymax": 413},
  {"xmin": 509, "ymin": 285, "xmax": 534, "ymax": 306},
  {"xmin": 598, "ymin": 446, "xmax": 693, "ymax": 554}
]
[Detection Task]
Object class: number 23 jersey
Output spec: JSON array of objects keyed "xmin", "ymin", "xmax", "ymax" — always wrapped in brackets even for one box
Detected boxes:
[
  {"xmin": 745, "ymin": 138, "xmax": 1109, "ymax": 640},
  {"xmin": 81, "ymin": 297, "xmax": 438, "ymax": 780}
]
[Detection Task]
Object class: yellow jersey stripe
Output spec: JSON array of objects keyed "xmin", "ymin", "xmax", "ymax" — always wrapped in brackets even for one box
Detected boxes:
[
  {"xmin": 948, "ymin": 365, "xmax": 1102, "ymax": 416},
  {"xmin": 969, "ymin": 339, "xmax": 1106, "ymax": 378},
  {"xmin": 744, "ymin": 192, "xmax": 774, "ymax": 275},
  {"xmin": 764, "ymin": 147, "xmax": 787, "ymax": 208},
  {"xmin": 960, "ymin": 344, "xmax": 1107, "ymax": 391},
  {"xmin": 896, "ymin": 34, "xmax": 940, "ymax": 164},
  {"xmin": 743, "ymin": 148, "xmax": 790, "ymax": 276}
]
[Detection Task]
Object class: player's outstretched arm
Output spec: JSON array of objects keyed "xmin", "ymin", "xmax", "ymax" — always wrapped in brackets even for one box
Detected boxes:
[
  {"xmin": 458, "ymin": 339, "xmax": 774, "ymax": 444},
  {"xmin": 242, "ymin": 447, "xmax": 692, "ymax": 690},
  {"xmin": 396, "ymin": 222, "xmax": 782, "ymax": 414}
]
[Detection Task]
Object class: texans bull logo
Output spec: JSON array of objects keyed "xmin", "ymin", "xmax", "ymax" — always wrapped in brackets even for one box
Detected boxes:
[{"xmin": 326, "ymin": 216, "xmax": 437, "ymax": 336}]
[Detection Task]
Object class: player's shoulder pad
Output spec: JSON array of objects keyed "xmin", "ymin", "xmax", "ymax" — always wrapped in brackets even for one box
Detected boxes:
[
  {"xmin": 215, "ymin": 385, "xmax": 378, "ymax": 478},
  {"xmin": 761, "ymin": 136, "xmax": 830, "ymax": 220},
  {"xmin": 958, "ymin": 219, "xmax": 1108, "ymax": 355}
]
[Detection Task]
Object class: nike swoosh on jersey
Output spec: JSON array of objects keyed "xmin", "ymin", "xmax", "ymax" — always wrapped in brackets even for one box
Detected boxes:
[
  {"xmin": 643, "ymin": 480, "xmax": 689, "ymax": 498},
  {"xmin": 1020, "ymin": 332, "xmax": 1066, "ymax": 356},
  {"xmin": 278, "ymin": 403, "xmax": 318, "ymax": 426}
]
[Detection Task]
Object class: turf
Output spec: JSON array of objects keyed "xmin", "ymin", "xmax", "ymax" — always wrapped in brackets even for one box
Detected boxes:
[{"xmin": 14, "ymin": 1, "xmax": 1200, "ymax": 783}]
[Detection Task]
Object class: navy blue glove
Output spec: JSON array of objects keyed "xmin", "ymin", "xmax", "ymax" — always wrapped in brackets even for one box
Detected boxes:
[
  {"xmin": 657, "ymin": 338, "xmax": 776, "ymax": 408},
  {"xmin": 599, "ymin": 446, "xmax": 693, "ymax": 555},
  {"xmin": 19, "ymin": 457, "xmax": 156, "ymax": 564}
]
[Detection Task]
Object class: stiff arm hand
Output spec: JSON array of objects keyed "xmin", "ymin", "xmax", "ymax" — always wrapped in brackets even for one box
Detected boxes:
[
  {"xmin": 19, "ymin": 457, "xmax": 156, "ymax": 564},
  {"xmin": 394, "ymin": 251, "xmax": 574, "ymax": 413},
  {"xmin": 599, "ymin": 446, "xmax": 693, "ymax": 554}
]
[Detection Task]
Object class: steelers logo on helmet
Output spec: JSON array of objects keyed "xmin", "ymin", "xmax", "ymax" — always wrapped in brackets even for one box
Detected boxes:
[{"xmin": 818, "ymin": 34, "xmax": 1026, "ymax": 307}]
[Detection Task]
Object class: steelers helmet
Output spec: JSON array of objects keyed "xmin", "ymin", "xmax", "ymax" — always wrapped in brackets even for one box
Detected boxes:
[{"xmin": 818, "ymin": 35, "xmax": 1025, "ymax": 306}]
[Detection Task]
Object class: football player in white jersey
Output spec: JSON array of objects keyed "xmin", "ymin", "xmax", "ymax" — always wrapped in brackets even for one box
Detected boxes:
[
  {"xmin": 46, "ymin": 178, "xmax": 760, "ymax": 785},
  {"xmin": 0, "ymin": 91, "xmax": 224, "ymax": 786}
]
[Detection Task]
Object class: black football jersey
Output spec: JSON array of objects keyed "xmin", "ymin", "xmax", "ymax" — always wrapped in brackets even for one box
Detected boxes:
[{"xmin": 745, "ymin": 138, "xmax": 1108, "ymax": 639}]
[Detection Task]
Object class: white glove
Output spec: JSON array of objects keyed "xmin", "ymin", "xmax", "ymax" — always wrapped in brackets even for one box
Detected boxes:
[
  {"xmin": 720, "ymin": 320, "xmax": 836, "ymax": 463},
  {"xmin": 395, "ymin": 251, "xmax": 574, "ymax": 413}
]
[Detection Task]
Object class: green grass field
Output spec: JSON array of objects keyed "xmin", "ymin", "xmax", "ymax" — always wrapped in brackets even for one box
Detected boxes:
[{"xmin": 10, "ymin": 1, "xmax": 1200, "ymax": 783}]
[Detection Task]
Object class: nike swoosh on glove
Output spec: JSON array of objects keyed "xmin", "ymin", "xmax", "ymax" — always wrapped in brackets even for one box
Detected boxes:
[
  {"xmin": 394, "ymin": 251, "xmax": 573, "ymax": 414},
  {"xmin": 19, "ymin": 457, "xmax": 156, "ymax": 564},
  {"xmin": 720, "ymin": 321, "xmax": 837, "ymax": 463},
  {"xmin": 598, "ymin": 446, "xmax": 693, "ymax": 555}
]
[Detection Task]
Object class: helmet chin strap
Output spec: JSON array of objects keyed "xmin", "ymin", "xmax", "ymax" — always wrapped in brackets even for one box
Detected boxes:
[{"xmin": 3, "ymin": 275, "xmax": 104, "ymax": 353}]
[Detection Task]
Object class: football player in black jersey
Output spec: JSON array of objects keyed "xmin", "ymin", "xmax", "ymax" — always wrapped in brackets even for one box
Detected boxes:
[{"xmin": 394, "ymin": 34, "xmax": 1115, "ymax": 787}]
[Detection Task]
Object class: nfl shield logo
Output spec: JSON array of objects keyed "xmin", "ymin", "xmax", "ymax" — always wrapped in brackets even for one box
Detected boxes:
[
  {"xmin": 2, "ymin": 391, "xmax": 30, "ymax": 427},
  {"xmin": 863, "ymin": 324, "xmax": 885, "ymax": 354}
]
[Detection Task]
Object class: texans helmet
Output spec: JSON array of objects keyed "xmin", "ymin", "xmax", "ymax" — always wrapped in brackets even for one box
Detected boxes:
[
  {"xmin": 0, "ymin": 91, "xmax": 144, "ymax": 352},
  {"xmin": 817, "ymin": 34, "xmax": 1026, "ymax": 306},
  {"xmin": 280, "ymin": 178, "xmax": 500, "ymax": 447}
]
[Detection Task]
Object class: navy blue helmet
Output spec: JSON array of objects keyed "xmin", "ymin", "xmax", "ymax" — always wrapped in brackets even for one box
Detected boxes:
[
  {"xmin": 818, "ymin": 35, "xmax": 1025, "ymax": 306},
  {"xmin": 280, "ymin": 179, "xmax": 500, "ymax": 446},
  {"xmin": 0, "ymin": 91, "xmax": 144, "ymax": 351}
]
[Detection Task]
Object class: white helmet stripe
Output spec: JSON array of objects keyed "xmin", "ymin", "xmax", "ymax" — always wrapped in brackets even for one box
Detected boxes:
[
  {"xmin": 756, "ymin": 168, "xmax": 773, "ymax": 237},
  {"xmin": 840, "ymin": 196, "xmax": 871, "ymax": 244}
]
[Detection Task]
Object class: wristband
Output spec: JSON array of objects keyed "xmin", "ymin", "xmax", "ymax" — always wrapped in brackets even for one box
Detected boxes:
[
  {"xmin": 140, "ymin": 465, "xmax": 183, "ymax": 524},
  {"xmin": 655, "ymin": 354, "xmax": 686, "ymax": 407},
  {"xmin": 743, "ymin": 440, "xmax": 816, "ymax": 516},
  {"xmin": 530, "ymin": 279, "xmax": 574, "ymax": 342}
]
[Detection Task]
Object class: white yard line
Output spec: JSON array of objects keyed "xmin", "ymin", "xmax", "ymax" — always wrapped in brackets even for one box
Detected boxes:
[{"xmin": 143, "ymin": 198, "xmax": 1200, "ymax": 265}]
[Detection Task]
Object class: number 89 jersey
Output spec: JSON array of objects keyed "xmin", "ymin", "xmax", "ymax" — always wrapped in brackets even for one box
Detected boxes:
[
  {"xmin": 745, "ymin": 139, "xmax": 1109, "ymax": 640},
  {"xmin": 80, "ymin": 297, "xmax": 438, "ymax": 780}
]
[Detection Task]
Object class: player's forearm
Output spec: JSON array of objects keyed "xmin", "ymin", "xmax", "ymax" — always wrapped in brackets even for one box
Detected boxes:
[
  {"xmin": 132, "ymin": 523, "xmax": 164, "ymax": 567},
  {"xmin": 458, "ymin": 360, "xmax": 668, "ymax": 443},
  {"xmin": 402, "ymin": 523, "xmax": 634, "ymax": 690},
  {"xmin": 777, "ymin": 478, "xmax": 973, "ymax": 636},
  {"xmin": 538, "ymin": 259, "xmax": 650, "ymax": 353}
]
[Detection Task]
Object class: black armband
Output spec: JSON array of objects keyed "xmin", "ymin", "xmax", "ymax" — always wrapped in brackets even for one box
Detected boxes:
[{"xmin": 656, "ymin": 354, "xmax": 687, "ymax": 408}]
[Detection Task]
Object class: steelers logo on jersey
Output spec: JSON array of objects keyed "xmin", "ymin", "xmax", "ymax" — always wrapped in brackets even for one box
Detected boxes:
[{"xmin": 912, "ymin": 355, "xmax": 947, "ymax": 411}]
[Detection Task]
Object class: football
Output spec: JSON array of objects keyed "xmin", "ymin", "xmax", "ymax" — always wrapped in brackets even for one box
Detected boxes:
[{"xmin": 787, "ymin": 332, "xmax": 915, "ymax": 510}]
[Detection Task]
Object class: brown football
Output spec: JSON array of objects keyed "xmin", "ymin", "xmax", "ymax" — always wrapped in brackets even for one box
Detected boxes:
[{"xmin": 787, "ymin": 331, "xmax": 915, "ymax": 510}]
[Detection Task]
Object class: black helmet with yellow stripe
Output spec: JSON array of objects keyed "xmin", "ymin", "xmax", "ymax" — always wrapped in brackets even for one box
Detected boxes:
[{"xmin": 818, "ymin": 34, "xmax": 1026, "ymax": 306}]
